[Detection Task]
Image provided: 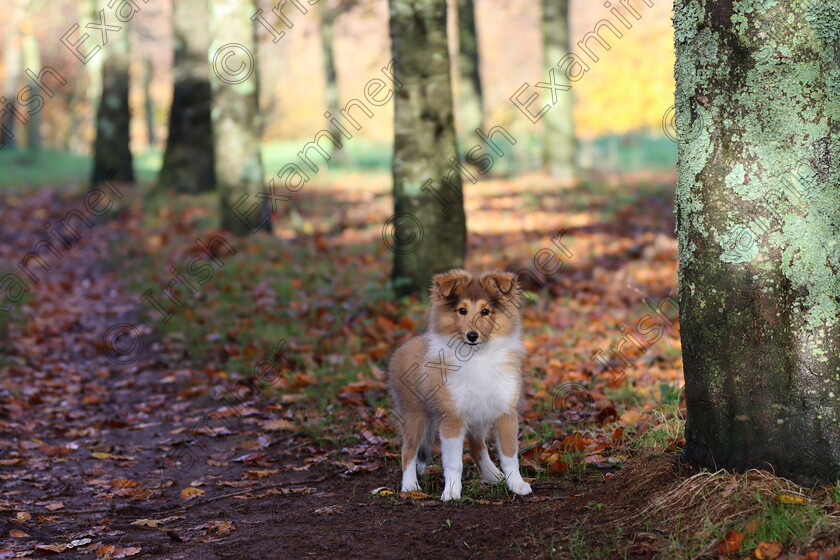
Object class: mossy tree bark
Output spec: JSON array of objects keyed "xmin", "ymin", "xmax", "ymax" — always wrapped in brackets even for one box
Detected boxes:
[
  {"xmin": 160, "ymin": 0, "xmax": 215, "ymax": 193},
  {"xmin": 675, "ymin": 0, "xmax": 840, "ymax": 485},
  {"xmin": 91, "ymin": 0, "xmax": 134, "ymax": 185},
  {"xmin": 541, "ymin": 0, "xmax": 575, "ymax": 179},
  {"xmin": 389, "ymin": 0, "xmax": 466, "ymax": 298},
  {"xmin": 210, "ymin": 0, "xmax": 269, "ymax": 236},
  {"xmin": 455, "ymin": 0, "xmax": 483, "ymax": 147}
]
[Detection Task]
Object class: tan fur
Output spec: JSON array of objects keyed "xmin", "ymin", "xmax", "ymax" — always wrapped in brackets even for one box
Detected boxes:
[{"xmin": 387, "ymin": 269, "xmax": 530, "ymax": 498}]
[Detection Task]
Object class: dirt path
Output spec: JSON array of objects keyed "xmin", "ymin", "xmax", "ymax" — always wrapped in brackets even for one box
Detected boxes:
[{"xmin": 0, "ymin": 188, "xmax": 701, "ymax": 559}]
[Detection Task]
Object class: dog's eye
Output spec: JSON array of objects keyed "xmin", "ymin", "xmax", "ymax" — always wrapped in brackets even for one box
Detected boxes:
[
  {"xmin": 457, "ymin": 307, "xmax": 467, "ymax": 315},
  {"xmin": 480, "ymin": 308, "xmax": 490, "ymax": 316}
]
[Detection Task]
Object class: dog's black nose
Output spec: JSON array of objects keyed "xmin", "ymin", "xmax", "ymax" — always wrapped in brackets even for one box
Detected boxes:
[{"xmin": 466, "ymin": 331, "xmax": 479, "ymax": 342}]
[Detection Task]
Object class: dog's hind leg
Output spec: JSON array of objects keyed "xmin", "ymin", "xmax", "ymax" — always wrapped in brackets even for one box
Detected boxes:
[
  {"xmin": 400, "ymin": 412, "xmax": 429, "ymax": 492},
  {"xmin": 468, "ymin": 427, "xmax": 503, "ymax": 484}
]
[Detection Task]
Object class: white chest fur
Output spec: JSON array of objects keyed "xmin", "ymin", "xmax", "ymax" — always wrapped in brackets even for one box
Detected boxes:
[{"xmin": 425, "ymin": 333, "xmax": 524, "ymax": 429}]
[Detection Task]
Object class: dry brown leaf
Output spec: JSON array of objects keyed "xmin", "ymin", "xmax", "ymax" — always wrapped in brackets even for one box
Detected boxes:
[
  {"xmin": 180, "ymin": 487, "xmax": 205, "ymax": 500},
  {"xmin": 9, "ymin": 529, "xmax": 29, "ymax": 537},
  {"xmin": 262, "ymin": 419, "xmax": 296, "ymax": 431},
  {"xmin": 717, "ymin": 530, "xmax": 743, "ymax": 555},
  {"xmin": 399, "ymin": 491, "xmax": 432, "ymax": 500},
  {"xmin": 755, "ymin": 541, "xmax": 783, "ymax": 560},
  {"xmin": 44, "ymin": 502, "xmax": 64, "ymax": 511},
  {"xmin": 35, "ymin": 543, "xmax": 67, "ymax": 553}
]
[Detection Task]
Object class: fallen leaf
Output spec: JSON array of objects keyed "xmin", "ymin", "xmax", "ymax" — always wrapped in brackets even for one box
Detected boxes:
[
  {"xmin": 399, "ymin": 491, "xmax": 432, "ymax": 500},
  {"xmin": 755, "ymin": 541, "xmax": 783, "ymax": 560},
  {"xmin": 314, "ymin": 505, "xmax": 346, "ymax": 515},
  {"xmin": 717, "ymin": 530, "xmax": 743, "ymax": 555},
  {"xmin": 180, "ymin": 487, "xmax": 205, "ymax": 500},
  {"xmin": 9, "ymin": 529, "xmax": 28, "ymax": 537},
  {"xmin": 44, "ymin": 502, "xmax": 64, "ymax": 511},
  {"xmin": 775, "ymin": 494, "xmax": 807, "ymax": 505}
]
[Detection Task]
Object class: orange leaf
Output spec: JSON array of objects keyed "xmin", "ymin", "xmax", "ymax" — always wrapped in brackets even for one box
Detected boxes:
[
  {"xmin": 399, "ymin": 491, "xmax": 431, "ymax": 500},
  {"xmin": 561, "ymin": 434, "xmax": 587, "ymax": 452},
  {"xmin": 775, "ymin": 494, "xmax": 807, "ymax": 505},
  {"xmin": 612, "ymin": 426, "xmax": 625, "ymax": 443},
  {"xmin": 180, "ymin": 487, "xmax": 205, "ymax": 500},
  {"xmin": 717, "ymin": 530, "xmax": 743, "ymax": 554},
  {"xmin": 755, "ymin": 541, "xmax": 783, "ymax": 560}
]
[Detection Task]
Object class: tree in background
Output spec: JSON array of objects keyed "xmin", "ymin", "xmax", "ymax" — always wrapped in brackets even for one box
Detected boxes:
[
  {"xmin": 389, "ymin": 0, "xmax": 465, "ymax": 298},
  {"xmin": 1, "ymin": 3, "xmax": 24, "ymax": 150},
  {"xmin": 319, "ymin": 0, "xmax": 345, "ymax": 166},
  {"xmin": 91, "ymin": 0, "xmax": 134, "ymax": 185},
  {"xmin": 676, "ymin": 0, "xmax": 840, "ymax": 485},
  {"xmin": 20, "ymin": 10, "xmax": 40, "ymax": 154},
  {"xmin": 159, "ymin": 0, "xmax": 215, "ymax": 193},
  {"xmin": 541, "ymin": 0, "xmax": 575, "ymax": 179},
  {"xmin": 455, "ymin": 0, "xmax": 483, "ymax": 148},
  {"xmin": 209, "ymin": 0, "xmax": 268, "ymax": 235}
]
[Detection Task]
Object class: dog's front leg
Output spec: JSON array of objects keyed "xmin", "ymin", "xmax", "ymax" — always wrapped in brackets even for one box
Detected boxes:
[
  {"xmin": 439, "ymin": 419, "xmax": 466, "ymax": 501},
  {"xmin": 495, "ymin": 412, "xmax": 532, "ymax": 496}
]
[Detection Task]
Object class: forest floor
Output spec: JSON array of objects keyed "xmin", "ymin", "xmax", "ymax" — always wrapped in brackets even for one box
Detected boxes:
[{"xmin": 1, "ymin": 173, "xmax": 839, "ymax": 559}]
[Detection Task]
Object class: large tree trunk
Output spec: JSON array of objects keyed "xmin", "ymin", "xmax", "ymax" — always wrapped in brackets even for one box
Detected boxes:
[
  {"xmin": 541, "ymin": 0, "xmax": 575, "ymax": 179},
  {"xmin": 676, "ymin": 0, "xmax": 840, "ymax": 485},
  {"xmin": 210, "ymin": 0, "xmax": 268, "ymax": 236},
  {"xmin": 160, "ymin": 0, "xmax": 215, "ymax": 193},
  {"xmin": 91, "ymin": 0, "xmax": 134, "ymax": 185},
  {"xmin": 389, "ymin": 0, "xmax": 466, "ymax": 298},
  {"xmin": 455, "ymin": 0, "xmax": 483, "ymax": 145}
]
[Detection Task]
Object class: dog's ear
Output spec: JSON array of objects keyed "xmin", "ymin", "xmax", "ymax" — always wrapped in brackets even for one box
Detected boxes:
[
  {"xmin": 479, "ymin": 270, "xmax": 518, "ymax": 297},
  {"xmin": 431, "ymin": 269, "xmax": 472, "ymax": 300}
]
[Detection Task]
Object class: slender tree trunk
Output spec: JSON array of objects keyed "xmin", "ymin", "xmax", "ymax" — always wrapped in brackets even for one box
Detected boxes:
[
  {"xmin": 141, "ymin": 59, "xmax": 155, "ymax": 148},
  {"xmin": 91, "ymin": 0, "xmax": 133, "ymax": 185},
  {"xmin": 210, "ymin": 0, "xmax": 268, "ymax": 235},
  {"xmin": 455, "ymin": 0, "xmax": 483, "ymax": 147},
  {"xmin": 160, "ymin": 0, "xmax": 215, "ymax": 193},
  {"xmin": 389, "ymin": 0, "xmax": 465, "ymax": 298},
  {"xmin": 319, "ymin": 3, "xmax": 346, "ymax": 166},
  {"xmin": 541, "ymin": 0, "xmax": 575, "ymax": 179},
  {"xmin": 2, "ymin": 4, "xmax": 24, "ymax": 150},
  {"xmin": 676, "ymin": 0, "xmax": 840, "ymax": 485},
  {"xmin": 21, "ymin": 22, "xmax": 41, "ymax": 154},
  {"xmin": 81, "ymin": 0, "xmax": 102, "ymax": 151}
]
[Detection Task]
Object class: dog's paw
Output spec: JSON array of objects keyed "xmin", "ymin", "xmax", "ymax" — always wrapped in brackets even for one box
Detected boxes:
[
  {"xmin": 507, "ymin": 479, "xmax": 532, "ymax": 496},
  {"xmin": 441, "ymin": 483, "xmax": 462, "ymax": 502},
  {"xmin": 479, "ymin": 464, "xmax": 504, "ymax": 484},
  {"xmin": 401, "ymin": 481, "xmax": 421, "ymax": 492}
]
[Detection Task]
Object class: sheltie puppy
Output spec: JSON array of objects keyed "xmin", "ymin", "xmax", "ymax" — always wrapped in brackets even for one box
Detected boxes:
[{"xmin": 387, "ymin": 269, "xmax": 532, "ymax": 501}]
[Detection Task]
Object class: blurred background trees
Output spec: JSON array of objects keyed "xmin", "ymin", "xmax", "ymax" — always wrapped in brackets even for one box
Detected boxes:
[
  {"xmin": 159, "ymin": 0, "xmax": 215, "ymax": 193},
  {"xmin": 0, "ymin": 0, "xmax": 677, "ymax": 250}
]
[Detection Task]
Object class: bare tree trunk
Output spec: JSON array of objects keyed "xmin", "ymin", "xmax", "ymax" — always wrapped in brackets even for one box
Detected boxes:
[
  {"xmin": 210, "ymin": 0, "xmax": 268, "ymax": 235},
  {"xmin": 676, "ymin": 0, "xmax": 840, "ymax": 485},
  {"xmin": 91, "ymin": 0, "xmax": 134, "ymax": 185},
  {"xmin": 541, "ymin": 0, "xmax": 575, "ymax": 179},
  {"xmin": 141, "ymin": 59, "xmax": 155, "ymax": 148},
  {"xmin": 319, "ymin": 3, "xmax": 346, "ymax": 166},
  {"xmin": 160, "ymin": 0, "xmax": 215, "ymax": 193},
  {"xmin": 21, "ymin": 21, "xmax": 41, "ymax": 154},
  {"xmin": 389, "ymin": 0, "xmax": 466, "ymax": 298},
  {"xmin": 455, "ymin": 0, "xmax": 483, "ymax": 146},
  {"xmin": 1, "ymin": 3, "xmax": 24, "ymax": 150}
]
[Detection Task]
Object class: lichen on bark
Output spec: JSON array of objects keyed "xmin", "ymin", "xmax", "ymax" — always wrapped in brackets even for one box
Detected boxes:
[{"xmin": 675, "ymin": 0, "xmax": 840, "ymax": 485}]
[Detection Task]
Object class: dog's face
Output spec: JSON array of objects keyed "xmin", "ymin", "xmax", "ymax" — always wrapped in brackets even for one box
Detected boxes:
[{"xmin": 429, "ymin": 269, "xmax": 522, "ymax": 346}]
